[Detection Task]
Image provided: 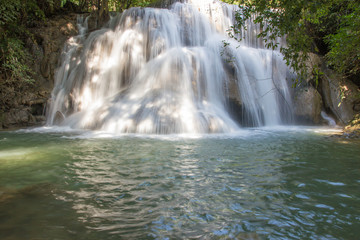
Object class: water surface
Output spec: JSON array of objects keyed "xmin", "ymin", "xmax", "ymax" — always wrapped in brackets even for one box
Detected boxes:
[{"xmin": 0, "ymin": 127, "xmax": 359, "ymax": 239}]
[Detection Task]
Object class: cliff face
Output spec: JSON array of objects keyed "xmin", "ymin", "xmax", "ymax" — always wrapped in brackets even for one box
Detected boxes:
[{"xmin": 0, "ymin": 13, "xmax": 79, "ymax": 129}]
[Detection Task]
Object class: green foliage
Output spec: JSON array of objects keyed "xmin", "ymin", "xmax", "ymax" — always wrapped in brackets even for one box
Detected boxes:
[
  {"xmin": 24, "ymin": 0, "xmax": 47, "ymax": 23},
  {"xmin": 231, "ymin": 0, "xmax": 360, "ymax": 83},
  {"xmin": 325, "ymin": 2, "xmax": 360, "ymax": 77},
  {"xmin": 312, "ymin": 65, "xmax": 323, "ymax": 88},
  {"xmin": 107, "ymin": 0, "xmax": 157, "ymax": 11},
  {"xmin": 0, "ymin": 37, "xmax": 33, "ymax": 83},
  {"xmin": 0, "ymin": 0, "xmax": 45, "ymax": 86},
  {"xmin": 0, "ymin": 0, "xmax": 158, "ymax": 87},
  {"xmin": 222, "ymin": 0, "xmax": 240, "ymax": 4},
  {"xmin": 0, "ymin": 0, "xmax": 21, "ymax": 26},
  {"xmin": 61, "ymin": 0, "xmax": 155, "ymax": 12},
  {"xmin": 0, "ymin": 0, "xmax": 49, "ymax": 26},
  {"xmin": 349, "ymin": 113, "xmax": 360, "ymax": 127}
]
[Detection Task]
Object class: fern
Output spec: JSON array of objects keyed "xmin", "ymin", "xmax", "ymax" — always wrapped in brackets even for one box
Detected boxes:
[{"xmin": 0, "ymin": 0, "xmax": 21, "ymax": 26}]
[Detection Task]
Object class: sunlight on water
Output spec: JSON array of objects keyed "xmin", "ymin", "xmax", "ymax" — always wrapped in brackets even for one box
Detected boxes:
[
  {"xmin": 1, "ymin": 128, "xmax": 360, "ymax": 239},
  {"xmin": 1, "ymin": 0, "xmax": 359, "ymax": 239},
  {"xmin": 0, "ymin": 149, "xmax": 32, "ymax": 158}
]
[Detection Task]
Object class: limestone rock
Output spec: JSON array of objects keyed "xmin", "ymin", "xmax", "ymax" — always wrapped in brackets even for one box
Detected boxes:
[
  {"xmin": 150, "ymin": 0, "xmax": 183, "ymax": 8},
  {"xmin": 303, "ymin": 53, "xmax": 359, "ymax": 125},
  {"xmin": 226, "ymin": 76, "xmax": 242, "ymax": 106},
  {"xmin": 4, "ymin": 108, "xmax": 31, "ymax": 126},
  {"xmin": 222, "ymin": 50, "xmax": 242, "ymax": 106},
  {"xmin": 0, "ymin": 13, "xmax": 82, "ymax": 129},
  {"xmin": 294, "ymin": 87, "xmax": 323, "ymax": 124},
  {"xmin": 320, "ymin": 68, "xmax": 359, "ymax": 125}
]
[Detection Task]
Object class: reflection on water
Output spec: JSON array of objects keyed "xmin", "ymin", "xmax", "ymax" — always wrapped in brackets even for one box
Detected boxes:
[{"xmin": 0, "ymin": 128, "xmax": 359, "ymax": 239}]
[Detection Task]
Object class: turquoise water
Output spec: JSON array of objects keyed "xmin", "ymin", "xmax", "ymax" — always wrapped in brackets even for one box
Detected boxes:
[{"xmin": 0, "ymin": 127, "xmax": 359, "ymax": 239}]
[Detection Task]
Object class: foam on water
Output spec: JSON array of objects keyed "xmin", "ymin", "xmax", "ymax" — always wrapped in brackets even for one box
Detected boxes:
[{"xmin": 21, "ymin": 124, "xmax": 342, "ymax": 140}]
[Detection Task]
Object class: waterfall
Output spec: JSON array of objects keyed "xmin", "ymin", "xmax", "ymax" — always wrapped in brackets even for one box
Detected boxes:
[
  {"xmin": 47, "ymin": 0, "xmax": 294, "ymax": 134},
  {"xmin": 321, "ymin": 111, "xmax": 337, "ymax": 127}
]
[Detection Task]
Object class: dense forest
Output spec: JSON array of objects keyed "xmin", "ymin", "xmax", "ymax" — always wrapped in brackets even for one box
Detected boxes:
[{"xmin": 0, "ymin": 0, "xmax": 359, "ymax": 129}]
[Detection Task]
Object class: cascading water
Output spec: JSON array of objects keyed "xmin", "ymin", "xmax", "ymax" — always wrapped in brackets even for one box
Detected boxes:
[{"xmin": 47, "ymin": 0, "xmax": 294, "ymax": 134}]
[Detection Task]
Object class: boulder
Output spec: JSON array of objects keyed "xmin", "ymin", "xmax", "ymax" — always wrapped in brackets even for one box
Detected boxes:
[
  {"xmin": 294, "ymin": 86, "xmax": 323, "ymax": 124},
  {"xmin": 226, "ymin": 76, "xmax": 242, "ymax": 107},
  {"xmin": 303, "ymin": 53, "xmax": 359, "ymax": 125},
  {"xmin": 320, "ymin": 68, "xmax": 359, "ymax": 125}
]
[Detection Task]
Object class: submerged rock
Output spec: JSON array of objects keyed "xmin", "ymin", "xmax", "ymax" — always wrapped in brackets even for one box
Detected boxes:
[{"xmin": 0, "ymin": 183, "xmax": 55, "ymax": 204}]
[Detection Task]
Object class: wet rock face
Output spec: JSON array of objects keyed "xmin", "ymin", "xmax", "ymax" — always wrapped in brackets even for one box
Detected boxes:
[
  {"xmin": 293, "ymin": 87, "xmax": 323, "ymax": 124},
  {"xmin": 0, "ymin": 91, "xmax": 50, "ymax": 128},
  {"xmin": 0, "ymin": 13, "xmax": 80, "ymax": 129},
  {"xmin": 33, "ymin": 13, "xmax": 79, "ymax": 88},
  {"xmin": 320, "ymin": 69, "xmax": 359, "ymax": 125},
  {"xmin": 150, "ymin": 0, "xmax": 184, "ymax": 8},
  {"xmin": 299, "ymin": 53, "xmax": 359, "ymax": 126}
]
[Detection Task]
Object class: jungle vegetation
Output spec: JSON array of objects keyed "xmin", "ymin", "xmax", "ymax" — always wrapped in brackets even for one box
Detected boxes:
[
  {"xmin": 0, "ymin": 0, "xmax": 359, "ymax": 95},
  {"xmin": 232, "ymin": 0, "xmax": 360, "ymax": 86}
]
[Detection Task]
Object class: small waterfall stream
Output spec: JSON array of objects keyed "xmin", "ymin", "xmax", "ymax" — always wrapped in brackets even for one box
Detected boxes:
[{"xmin": 47, "ymin": 0, "xmax": 294, "ymax": 134}]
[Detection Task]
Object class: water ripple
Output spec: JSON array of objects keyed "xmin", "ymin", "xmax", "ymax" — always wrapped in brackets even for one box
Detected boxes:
[{"xmin": 1, "ymin": 129, "xmax": 360, "ymax": 239}]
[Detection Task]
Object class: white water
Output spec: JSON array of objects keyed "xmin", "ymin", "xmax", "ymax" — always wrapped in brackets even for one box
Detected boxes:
[
  {"xmin": 321, "ymin": 111, "xmax": 337, "ymax": 126},
  {"xmin": 47, "ymin": 0, "xmax": 294, "ymax": 134}
]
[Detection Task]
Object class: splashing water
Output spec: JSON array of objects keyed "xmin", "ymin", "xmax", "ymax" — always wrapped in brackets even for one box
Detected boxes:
[{"xmin": 47, "ymin": 0, "xmax": 294, "ymax": 134}]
